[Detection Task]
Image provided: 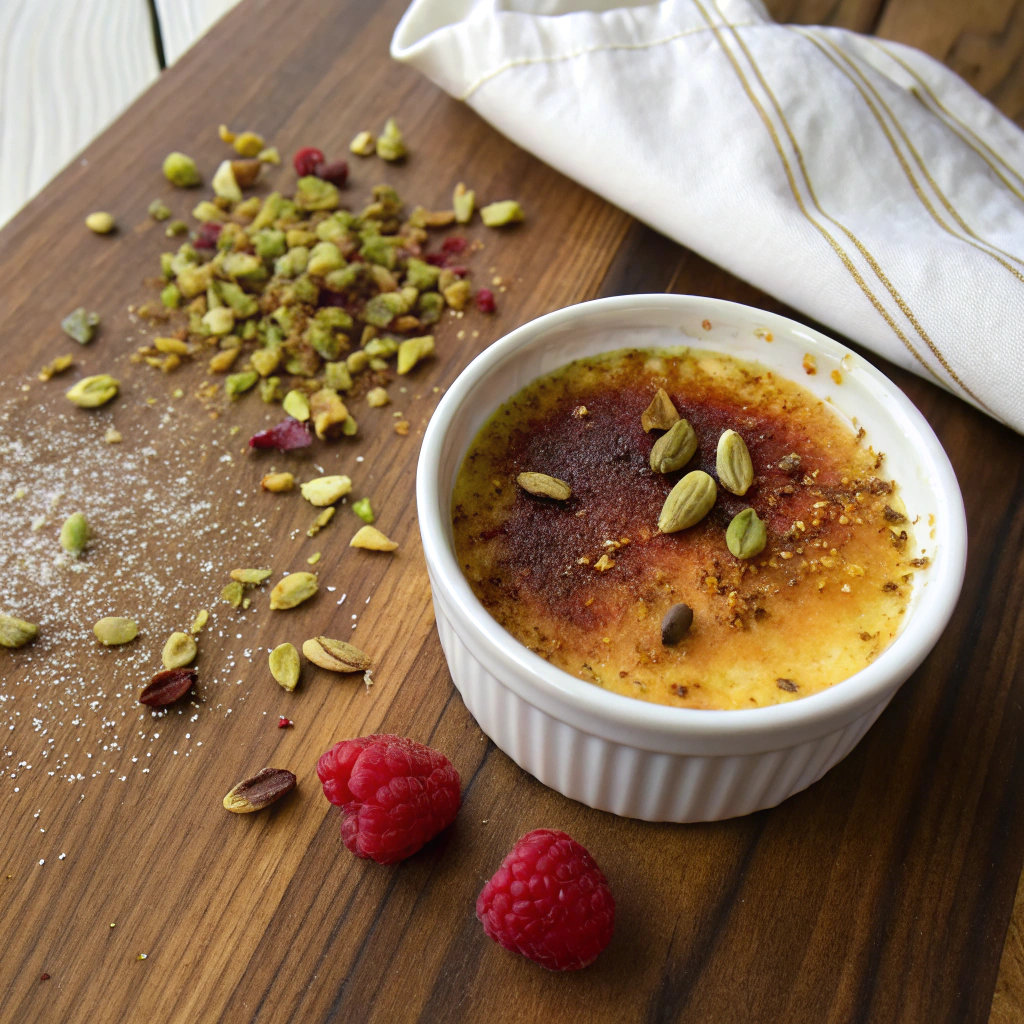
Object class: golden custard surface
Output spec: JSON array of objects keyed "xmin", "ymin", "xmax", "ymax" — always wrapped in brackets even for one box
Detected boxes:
[{"xmin": 452, "ymin": 349, "xmax": 925, "ymax": 710}]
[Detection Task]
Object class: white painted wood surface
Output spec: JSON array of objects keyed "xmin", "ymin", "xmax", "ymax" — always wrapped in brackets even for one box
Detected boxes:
[
  {"xmin": 156, "ymin": 0, "xmax": 241, "ymax": 66},
  {"xmin": 0, "ymin": 0, "xmax": 243, "ymax": 229}
]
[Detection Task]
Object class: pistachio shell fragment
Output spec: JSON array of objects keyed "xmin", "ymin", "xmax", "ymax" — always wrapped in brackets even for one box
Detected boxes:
[
  {"xmin": 269, "ymin": 643, "xmax": 301, "ymax": 691},
  {"xmin": 658, "ymin": 470, "xmax": 717, "ymax": 533},
  {"xmin": 350, "ymin": 525, "xmax": 398, "ymax": 552},
  {"xmin": 162, "ymin": 631, "xmax": 198, "ymax": 669},
  {"xmin": 93, "ymin": 616, "xmax": 138, "ymax": 646},
  {"xmin": 650, "ymin": 418, "xmax": 698, "ymax": 474},
  {"xmin": 302, "ymin": 636, "xmax": 371, "ymax": 673},
  {"xmin": 230, "ymin": 569, "xmax": 272, "ymax": 585},
  {"xmin": 66, "ymin": 374, "xmax": 119, "ymax": 409},
  {"xmin": 59, "ymin": 512, "xmax": 90, "ymax": 555},
  {"xmin": 0, "ymin": 613, "xmax": 38, "ymax": 648},
  {"xmin": 517, "ymin": 472, "xmax": 571, "ymax": 501},
  {"xmin": 641, "ymin": 388, "xmax": 679, "ymax": 432},
  {"xmin": 726, "ymin": 508, "xmax": 767, "ymax": 559},
  {"xmin": 223, "ymin": 767, "xmax": 296, "ymax": 813},
  {"xmin": 717, "ymin": 429, "xmax": 754, "ymax": 496},
  {"xmin": 300, "ymin": 475, "xmax": 352, "ymax": 507},
  {"xmin": 269, "ymin": 572, "xmax": 318, "ymax": 610}
]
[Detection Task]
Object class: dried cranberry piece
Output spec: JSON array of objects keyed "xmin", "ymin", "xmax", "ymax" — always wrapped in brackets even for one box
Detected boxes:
[
  {"xmin": 315, "ymin": 159, "xmax": 349, "ymax": 186},
  {"xmin": 249, "ymin": 417, "xmax": 313, "ymax": 451},
  {"xmin": 448, "ymin": 265, "xmax": 468, "ymax": 278},
  {"xmin": 194, "ymin": 222, "xmax": 222, "ymax": 249},
  {"xmin": 278, "ymin": 717, "xmax": 293, "ymax": 729},
  {"xmin": 476, "ymin": 288, "xmax": 496, "ymax": 313},
  {"xmin": 293, "ymin": 146, "xmax": 325, "ymax": 177},
  {"xmin": 441, "ymin": 236, "xmax": 468, "ymax": 254},
  {"xmin": 424, "ymin": 253, "xmax": 447, "ymax": 267}
]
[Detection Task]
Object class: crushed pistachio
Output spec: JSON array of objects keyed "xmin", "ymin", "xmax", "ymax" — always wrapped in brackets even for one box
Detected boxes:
[
  {"xmin": 307, "ymin": 552, "xmax": 321, "ymax": 565},
  {"xmin": 480, "ymin": 200, "xmax": 525, "ymax": 227},
  {"xmin": 61, "ymin": 307, "xmax": 100, "ymax": 345},
  {"xmin": 93, "ymin": 617, "xmax": 138, "ymax": 646},
  {"xmin": 365, "ymin": 387, "xmax": 390, "ymax": 408},
  {"xmin": 163, "ymin": 152, "xmax": 201, "ymax": 188},
  {"xmin": 0, "ymin": 613, "xmax": 38, "ymax": 648},
  {"xmin": 350, "ymin": 525, "xmax": 398, "ymax": 552},
  {"xmin": 59, "ymin": 512, "xmax": 89, "ymax": 555},
  {"xmin": 162, "ymin": 631, "xmax": 198, "ymax": 669},
  {"xmin": 190, "ymin": 609, "xmax": 209, "ymax": 634},
  {"xmin": 85, "ymin": 211, "xmax": 115, "ymax": 234},
  {"xmin": 165, "ymin": 219, "xmax": 188, "ymax": 237},
  {"xmin": 269, "ymin": 572, "xmax": 318, "ymax": 610},
  {"xmin": 453, "ymin": 183, "xmax": 475, "ymax": 224},
  {"xmin": 104, "ymin": 428, "xmax": 122, "ymax": 444},
  {"xmin": 397, "ymin": 334, "xmax": 435, "ymax": 374},
  {"xmin": 233, "ymin": 131, "xmax": 265, "ymax": 157},
  {"xmin": 307, "ymin": 506, "xmax": 335, "ymax": 537},
  {"xmin": 300, "ymin": 475, "xmax": 352, "ymax": 506},
  {"xmin": 352, "ymin": 498, "xmax": 374, "ymax": 524},
  {"xmin": 225, "ymin": 371, "xmax": 258, "ymax": 398},
  {"xmin": 257, "ymin": 146, "xmax": 280, "ymax": 164},
  {"xmin": 230, "ymin": 569, "xmax": 272, "ymax": 585},
  {"xmin": 221, "ymin": 582, "xmax": 244, "ymax": 608},
  {"xmin": 350, "ymin": 130, "xmax": 376, "ymax": 156},
  {"xmin": 208, "ymin": 348, "xmax": 239, "ymax": 373},
  {"xmin": 269, "ymin": 643, "xmax": 301, "ymax": 690},
  {"xmin": 282, "ymin": 390, "xmax": 311, "ymax": 421},
  {"xmin": 261, "ymin": 472, "xmax": 294, "ymax": 493},
  {"xmin": 376, "ymin": 118, "xmax": 406, "ymax": 161},
  {"xmin": 38, "ymin": 355, "xmax": 74, "ymax": 381},
  {"xmin": 148, "ymin": 199, "xmax": 172, "ymax": 221},
  {"xmin": 309, "ymin": 388, "xmax": 349, "ymax": 439}
]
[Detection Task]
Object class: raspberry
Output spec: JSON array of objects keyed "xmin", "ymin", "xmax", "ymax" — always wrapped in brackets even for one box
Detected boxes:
[
  {"xmin": 316, "ymin": 735, "xmax": 461, "ymax": 864},
  {"xmin": 475, "ymin": 288, "xmax": 496, "ymax": 313},
  {"xmin": 292, "ymin": 146, "xmax": 325, "ymax": 177},
  {"xmin": 476, "ymin": 829, "xmax": 615, "ymax": 971}
]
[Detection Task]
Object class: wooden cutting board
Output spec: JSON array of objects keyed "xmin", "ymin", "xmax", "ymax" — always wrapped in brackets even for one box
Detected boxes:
[{"xmin": 2, "ymin": 0, "xmax": 1023, "ymax": 1021}]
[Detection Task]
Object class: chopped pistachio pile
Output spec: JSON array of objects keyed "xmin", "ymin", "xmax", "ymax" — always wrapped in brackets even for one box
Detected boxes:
[{"xmin": 132, "ymin": 140, "xmax": 523, "ymax": 439}]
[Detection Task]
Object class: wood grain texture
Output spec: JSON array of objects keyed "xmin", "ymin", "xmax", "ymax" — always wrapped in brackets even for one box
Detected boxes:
[
  {"xmin": 0, "ymin": 1, "xmax": 1023, "ymax": 1023},
  {"xmin": 0, "ymin": 0, "xmax": 160, "ymax": 227}
]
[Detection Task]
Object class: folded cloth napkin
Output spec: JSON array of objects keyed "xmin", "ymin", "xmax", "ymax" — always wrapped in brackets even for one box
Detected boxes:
[{"xmin": 393, "ymin": 0, "xmax": 1024, "ymax": 432}]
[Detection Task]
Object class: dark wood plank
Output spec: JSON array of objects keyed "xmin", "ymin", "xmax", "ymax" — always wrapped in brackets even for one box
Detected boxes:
[{"xmin": 2, "ymin": 0, "xmax": 1024, "ymax": 1022}]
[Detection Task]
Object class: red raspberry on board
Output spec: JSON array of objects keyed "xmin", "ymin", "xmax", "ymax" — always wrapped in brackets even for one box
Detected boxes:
[
  {"xmin": 292, "ymin": 146, "xmax": 325, "ymax": 177},
  {"xmin": 316, "ymin": 735, "xmax": 461, "ymax": 865},
  {"xmin": 476, "ymin": 828, "xmax": 615, "ymax": 971}
]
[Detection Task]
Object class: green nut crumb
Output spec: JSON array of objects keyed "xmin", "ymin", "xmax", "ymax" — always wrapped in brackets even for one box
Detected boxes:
[
  {"xmin": 376, "ymin": 118, "xmax": 406, "ymax": 162},
  {"xmin": 352, "ymin": 498, "xmax": 374, "ymax": 524},
  {"xmin": 269, "ymin": 572, "xmax": 318, "ymax": 610},
  {"xmin": 66, "ymin": 374, "xmax": 119, "ymax": 409},
  {"xmin": 148, "ymin": 199, "xmax": 172, "ymax": 221},
  {"xmin": 350, "ymin": 130, "xmax": 376, "ymax": 156},
  {"xmin": 282, "ymin": 390, "xmax": 311, "ymax": 421},
  {"xmin": 190, "ymin": 609, "xmax": 209, "ymax": 635},
  {"xmin": 165, "ymin": 219, "xmax": 188, "ymax": 237},
  {"xmin": 480, "ymin": 200, "xmax": 525, "ymax": 227},
  {"xmin": 163, "ymin": 152, "xmax": 201, "ymax": 188},
  {"xmin": 221, "ymin": 582, "xmax": 244, "ymax": 608},
  {"xmin": 453, "ymin": 183, "xmax": 475, "ymax": 224},
  {"xmin": 397, "ymin": 334, "xmax": 435, "ymax": 375},
  {"xmin": 230, "ymin": 569, "xmax": 272, "ymax": 585},
  {"xmin": 160, "ymin": 282, "xmax": 182, "ymax": 309},
  {"xmin": 269, "ymin": 643, "xmax": 301, "ymax": 691},
  {"xmin": 59, "ymin": 512, "xmax": 89, "ymax": 555},
  {"xmin": 93, "ymin": 616, "xmax": 138, "ymax": 646},
  {"xmin": 341, "ymin": 415, "xmax": 358, "ymax": 437},
  {"xmin": 225, "ymin": 371, "xmax": 258, "ymax": 398},
  {"xmin": 85, "ymin": 212, "xmax": 115, "ymax": 234},
  {"xmin": 61, "ymin": 307, "xmax": 100, "ymax": 345},
  {"xmin": 307, "ymin": 507, "xmax": 335, "ymax": 538},
  {"xmin": 0, "ymin": 613, "xmax": 38, "ymax": 649}
]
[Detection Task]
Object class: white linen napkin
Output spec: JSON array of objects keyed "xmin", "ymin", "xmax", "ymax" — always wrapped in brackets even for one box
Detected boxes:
[{"xmin": 392, "ymin": 0, "xmax": 1024, "ymax": 433}]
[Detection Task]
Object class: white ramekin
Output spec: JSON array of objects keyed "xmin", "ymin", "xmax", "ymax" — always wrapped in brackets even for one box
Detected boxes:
[{"xmin": 417, "ymin": 295, "xmax": 966, "ymax": 822}]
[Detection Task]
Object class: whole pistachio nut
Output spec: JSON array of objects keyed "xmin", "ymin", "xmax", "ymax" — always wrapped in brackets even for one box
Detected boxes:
[
  {"xmin": 59, "ymin": 512, "xmax": 90, "ymax": 555},
  {"xmin": 163, "ymin": 152, "xmax": 201, "ymax": 188},
  {"xmin": 300, "ymin": 475, "xmax": 352, "ymax": 507},
  {"xmin": 641, "ymin": 388, "xmax": 680, "ymax": 433},
  {"xmin": 302, "ymin": 636, "xmax": 371, "ymax": 673},
  {"xmin": 269, "ymin": 572, "xmax": 318, "ymax": 610},
  {"xmin": 61, "ymin": 307, "xmax": 100, "ymax": 345},
  {"xmin": 726, "ymin": 508, "xmax": 768, "ymax": 560},
  {"xmin": 66, "ymin": 374, "xmax": 119, "ymax": 409},
  {"xmin": 0, "ymin": 613, "xmax": 38, "ymax": 648},
  {"xmin": 85, "ymin": 211, "xmax": 115, "ymax": 234},
  {"xmin": 223, "ymin": 767, "xmax": 296, "ymax": 813},
  {"xmin": 658, "ymin": 471, "xmax": 717, "ymax": 533},
  {"xmin": 349, "ymin": 526, "xmax": 398, "ymax": 552},
  {"xmin": 162, "ymin": 631, "xmax": 198, "ymax": 669},
  {"xmin": 517, "ymin": 472, "xmax": 571, "ymax": 501},
  {"xmin": 650, "ymin": 418, "xmax": 698, "ymax": 474},
  {"xmin": 269, "ymin": 643, "xmax": 300, "ymax": 691},
  {"xmin": 93, "ymin": 616, "xmax": 138, "ymax": 646},
  {"xmin": 717, "ymin": 429, "xmax": 754, "ymax": 496}
]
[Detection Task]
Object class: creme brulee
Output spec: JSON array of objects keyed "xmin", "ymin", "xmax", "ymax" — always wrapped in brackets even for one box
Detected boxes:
[{"xmin": 451, "ymin": 348, "xmax": 927, "ymax": 710}]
